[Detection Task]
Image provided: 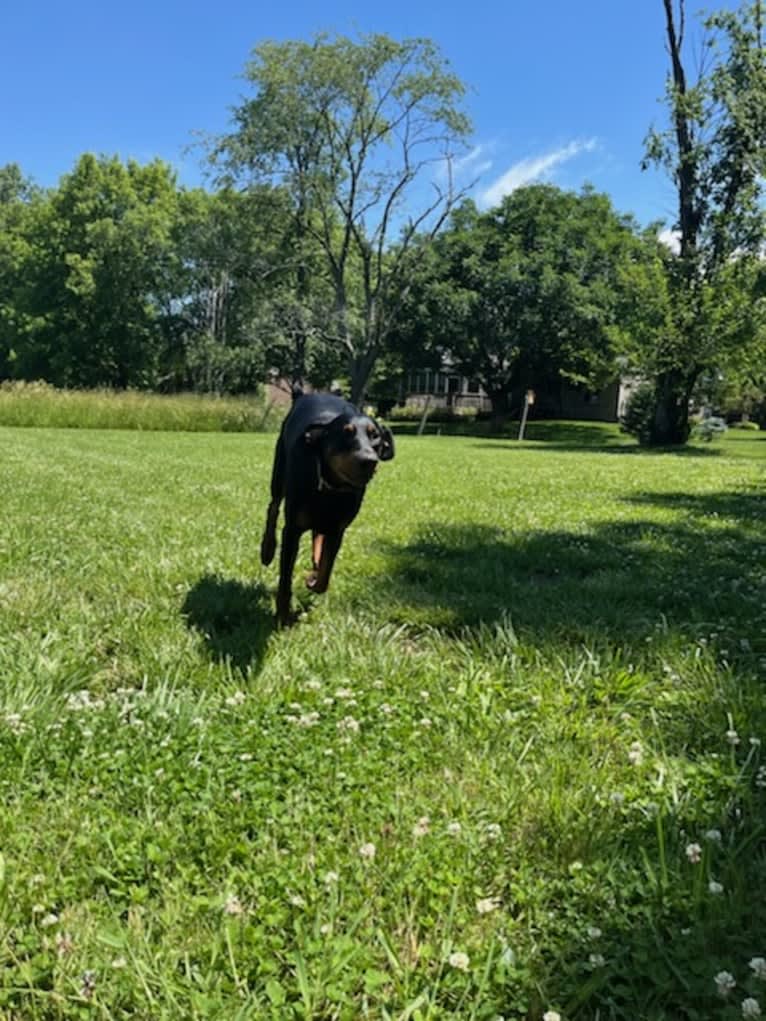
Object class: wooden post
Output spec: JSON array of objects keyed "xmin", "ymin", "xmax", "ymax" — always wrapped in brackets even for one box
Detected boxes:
[
  {"xmin": 518, "ymin": 389, "xmax": 535, "ymax": 441},
  {"xmin": 417, "ymin": 394, "xmax": 432, "ymax": 436}
]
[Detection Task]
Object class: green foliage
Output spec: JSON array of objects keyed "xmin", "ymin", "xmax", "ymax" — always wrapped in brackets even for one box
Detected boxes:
[
  {"xmin": 1, "ymin": 155, "xmax": 182, "ymax": 389},
  {"xmin": 395, "ymin": 186, "xmax": 652, "ymax": 424},
  {"xmin": 213, "ymin": 32, "xmax": 472, "ymax": 400},
  {"xmin": 0, "ymin": 425, "xmax": 765, "ymax": 1017},
  {"xmin": 619, "ymin": 382, "xmax": 656, "ymax": 445},
  {"xmin": 640, "ymin": 0, "xmax": 766, "ymax": 445}
]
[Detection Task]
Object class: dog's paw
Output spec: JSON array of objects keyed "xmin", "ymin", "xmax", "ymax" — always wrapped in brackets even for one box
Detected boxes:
[
  {"xmin": 305, "ymin": 570, "xmax": 318, "ymax": 590},
  {"xmin": 276, "ymin": 608, "xmax": 301, "ymax": 628}
]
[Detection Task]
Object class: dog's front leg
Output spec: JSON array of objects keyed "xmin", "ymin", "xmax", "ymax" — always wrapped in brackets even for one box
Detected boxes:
[
  {"xmin": 307, "ymin": 529, "xmax": 344, "ymax": 594},
  {"xmin": 276, "ymin": 524, "xmax": 301, "ymax": 626}
]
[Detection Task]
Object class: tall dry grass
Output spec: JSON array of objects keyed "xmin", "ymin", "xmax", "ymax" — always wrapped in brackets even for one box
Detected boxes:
[{"xmin": 0, "ymin": 380, "xmax": 284, "ymax": 432}]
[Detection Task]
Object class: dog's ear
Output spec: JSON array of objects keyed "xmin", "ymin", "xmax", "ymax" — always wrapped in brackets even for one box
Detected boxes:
[
  {"xmin": 304, "ymin": 424, "xmax": 326, "ymax": 446},
  {"xmin": 377, "ymin": 424, "xmax": 395, "ymax": 461},
  {"xmin": 304, "ymin": 415, "xmax": 344, "ymax": 446}
]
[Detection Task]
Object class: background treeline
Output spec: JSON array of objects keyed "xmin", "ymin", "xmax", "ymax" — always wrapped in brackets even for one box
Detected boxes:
[{"xmin": 2, "ymin": 14, "xmax": 766, "ymax": 442}]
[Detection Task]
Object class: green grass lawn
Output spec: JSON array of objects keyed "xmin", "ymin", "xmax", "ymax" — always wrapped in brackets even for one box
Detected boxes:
[{"xmin": 1, "ymin": 425, "xmax": 765, "ymax": 1019}]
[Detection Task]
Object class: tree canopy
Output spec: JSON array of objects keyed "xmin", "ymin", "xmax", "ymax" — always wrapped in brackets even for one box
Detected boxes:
[
  {"xmin": 211, "ymin": 32, "xmax": 472, "ymax": 401},
  {"xmin": 392, "ymin": 184, "xmax": 654, "ymax": 424},
  {"xmin": 641, "ymin": 0, "xmax": 766, "ymax": 444}
]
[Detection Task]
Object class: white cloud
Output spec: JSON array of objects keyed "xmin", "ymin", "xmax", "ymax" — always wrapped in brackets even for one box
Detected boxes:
[{"xmin": 479, "ymin": 138, "xmax": 598, "ymax": 207}]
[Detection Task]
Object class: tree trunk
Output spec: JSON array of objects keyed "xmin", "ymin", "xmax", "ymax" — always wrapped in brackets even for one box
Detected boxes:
[
  {"xmin": 349, "ymin": 349, "xmax": 377, "ymax": 405},
  {"xmin": 648, "ymin": 368, "xmax": 695, "ymax": 446},
  {"xmin": 488, "ymin": 389, "xmax": 509, "ymax": 432}
]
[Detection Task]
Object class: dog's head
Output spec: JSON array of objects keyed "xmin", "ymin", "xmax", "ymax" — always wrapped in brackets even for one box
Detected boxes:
[{"xmin": 305, "ymin": 412, "xmax": 395, "ymax": 489}]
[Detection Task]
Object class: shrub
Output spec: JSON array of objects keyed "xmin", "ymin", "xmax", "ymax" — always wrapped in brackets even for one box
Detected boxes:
[
  {"xmin": 388, "ymin": 403, "xmax": 478, "ymax": 424},
  {"xmin": 730, "ymin": 420, "xmax": 760, "ymax": 431},
  {"xmin": 619, "ymin": 383, "xmax": 655, "ymax": 445},
  {"xmin": 694, "ymin": 416, "xmax": 728, "ymax": 441}
]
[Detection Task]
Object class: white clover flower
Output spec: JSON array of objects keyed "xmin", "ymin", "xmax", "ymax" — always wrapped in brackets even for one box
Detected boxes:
[
  {"xmin": 476, "ymin": 896, "xmax": 501, "ymax": 914},
  {"xmin": 628, "ymin": 741, "xmax": 644, "ymax": 765},
  {"xmin": 418, "ymin": 717, "xmax": 432, "ymax": 728},
  {"xmin": 543, "ymin": 1013, "xmax": 561, "ymax": 1021},
  {"xmin": 419, "ymin": 690, "xmax": 430, "ymax": 701},
  {"xmin": 715, "ymin": 971, "xmax": 737, "ymax": 997},
  {"xmin": 289, "ymin": 894, "xmax": 306, "ymax": 908},
  {"xmin": 111, "ymin": 956, "xmax": 127, "ymax": 969},
  {"xmin": 750, "ymin": 737, "xmax": 762, "ymax": 747},
  {"xmin": 742, "ymin": 998, "xmax": 762, "ymax": 1018},
  {"xmin": 708, "ymin": 880, "xmax": 724, "ymax": 895},
  {"xmin": 238, "ymin": 752, "xmax": 253, "ymax": 762},
  {"xmin": 750, "ymin": 958, "xmax": 766, "ymax": 980},
  {"xmin": 378, "ymin": 703, "xmax": 394, "ymax": 715},
  {"xmin": 334, "ymin": 688, "xmax": 354, "ymax": 700},
  {"xmin": 685, "ymin": 842, "xmax": 703, "ymax": 864},
  {"xmin": 359, "ymin": 842, "xmax": 376, "ymax": 860},
  {"xmin": 588, "ymin": 953, "xmax": 605, "ymax": 968},
  {"xmin": 337, "ymin": 716, "xmax": 360, "ymax": 733},
  {"xmin": 320, "ymin": 922, "xmax": 332, "ymax": 935},
  {"xmin": 412, "ymin": 816, "xmax": 431, "ymax": 838},
  {"xmin": 485, "ymin": 823, "xmax": 502, "ymax": 841},
  {"xmin": 304, "ymin": 679, "xmax": 322, "ymax": 691},
  {"xmin": 224, "ymin": 690, "xmax": 246, "ymax": 707},
  {"xmin": 705, "ymin": 829, "xmax": 722, "ymax": 843},
  {"xmin": 587, "ymin": 926, "xmax": 603, "ymax": 939},
  {"xmin": 297, "ymin": 712, "xmax": 320, "ymax": 728},
  {"xmin": 323, "ymin": 871, "xmax": 339, "ymax": 885},
  {"xmin": 448, "ymin": 951, "xmax": 470, "ymax": 971},
  {"xmin": 446, "ymin": 821, "xmax": 462, "ymax": 837},
  {"xmin": 223, "ymin": 894, "xmax": 244, "ymax": 916},
  {"xmin": 41, "ymin": 913, "xmax": 59, "ymax": 928},
  {"xmin": 727, "ymin": 729, "xmax": 741, "ymax": 746}
]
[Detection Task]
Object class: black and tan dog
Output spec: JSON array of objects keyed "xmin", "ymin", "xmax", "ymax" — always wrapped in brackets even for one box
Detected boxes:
[{"xmin": 260, "ymin": 390, "xmax": 395, "ymax": 625}]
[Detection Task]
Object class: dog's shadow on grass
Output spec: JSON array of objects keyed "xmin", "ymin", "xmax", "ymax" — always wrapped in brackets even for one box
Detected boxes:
[{"xmin": 182, "ymin": 575, "xmax": 275, "ymax": 672}]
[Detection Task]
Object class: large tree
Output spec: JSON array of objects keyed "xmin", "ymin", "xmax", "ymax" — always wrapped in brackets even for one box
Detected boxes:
[
  {"xmin": 394, "ymin": 185, "xmax": 649, "ymax": 426},
  {"xmin": 642, "ymin": 0, "xmax": 766, "ymax": 444},
  {"xmin": 5, "ymin": 154, "xmax": 182, "ymax": 389},
  {"xmin": 211, "ymin": 32, "xmax": 472, "ymax": 401}
]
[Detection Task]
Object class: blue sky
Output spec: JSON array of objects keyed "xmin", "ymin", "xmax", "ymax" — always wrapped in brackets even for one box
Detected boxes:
[{"xmin": 1, "ymin": 0, "xmax": 740, "ymax": 228}]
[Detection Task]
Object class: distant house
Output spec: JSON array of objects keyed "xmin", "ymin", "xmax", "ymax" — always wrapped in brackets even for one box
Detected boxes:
[{"xmin": 400, "ymin": 368, "xmax": 639, "ymax": 423}]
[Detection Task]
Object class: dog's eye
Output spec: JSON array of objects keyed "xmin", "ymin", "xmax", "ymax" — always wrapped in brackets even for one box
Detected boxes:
[
  {"xmin": 367, "ymin": 425, "xmax": 378, "ymax": 440},
  {"xmin": 343, "ymin": 422, "xmax": 355, "ymax": 435}
]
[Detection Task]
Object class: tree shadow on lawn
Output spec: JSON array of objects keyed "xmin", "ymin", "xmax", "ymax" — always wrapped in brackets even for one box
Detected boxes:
[
  {"xmin": 181, "ymin": 574, "xmax": 276, "ymax": 671},
  {"xmin": 470, "ymin": 439, "xmax": 725, "ymax": 457},
  {"xmin": 373, "ymin": 489, "xmax": 765, "ymax": 654},
  {"xmin": 374, "ymin": 494, "xmax": 766, "ymax": 1017}
]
